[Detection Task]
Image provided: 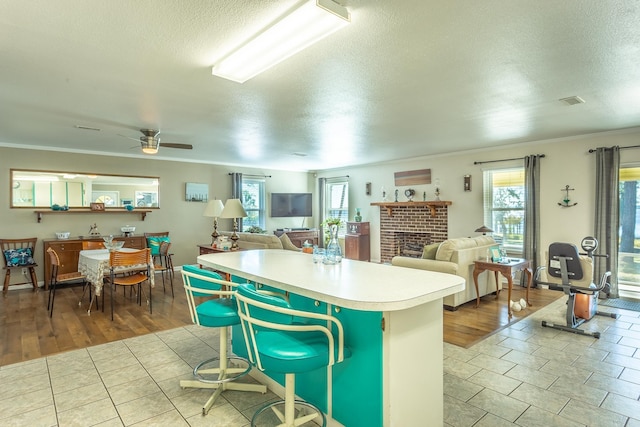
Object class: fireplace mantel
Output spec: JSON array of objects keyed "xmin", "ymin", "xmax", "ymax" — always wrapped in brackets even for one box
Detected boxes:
[{"xmin": 370, "ymin": 201, "xmax": 452, "ymax": 217}]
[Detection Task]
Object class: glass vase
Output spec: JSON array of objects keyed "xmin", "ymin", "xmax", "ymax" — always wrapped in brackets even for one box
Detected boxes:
[{"xmin": 323, "ymin": 224, "xmax": 342, "ymax": 264}]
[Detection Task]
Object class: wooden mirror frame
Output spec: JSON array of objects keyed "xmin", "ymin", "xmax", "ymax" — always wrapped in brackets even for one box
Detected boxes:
[{"xmin": 11, "ymin": 169, "xmax": 160, "ymax": 209}]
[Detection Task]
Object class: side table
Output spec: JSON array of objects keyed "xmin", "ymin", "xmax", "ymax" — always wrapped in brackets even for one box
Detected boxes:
[
  {"xmin": 197, "ymin": 244, "xmax": 244, "ymax": 280},
  {"xmin": 472, "ymin": 258, "xmax": 532, "ymax": 318}
]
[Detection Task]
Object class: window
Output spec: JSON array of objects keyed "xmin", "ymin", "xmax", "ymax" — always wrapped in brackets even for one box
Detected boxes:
[
  {"xmin": 618, "ymin": 166, "xmax": 640, "ymax": 294},
  {"xmin": 324, "ymin": 178, "xmax": 349, "ymax": 235},
  {"xmin": 483, "ymin": 168, "xmax": 525, "ymax": 253},
  {"xmin": 241, "ymin": 178, "xmax": 265, "ymax": 230}
]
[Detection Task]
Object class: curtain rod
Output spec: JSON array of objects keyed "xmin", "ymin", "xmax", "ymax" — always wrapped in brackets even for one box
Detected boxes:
[
  {"xmin": 473, "ymin": 154, "xmax": 545, "ymax": 165},
  {"xmin": 588, "ymin": 144, "xmax": 640, "ymax": 153},
  {"xmin": 229, "ymin": 173, "xmax": 272, "ymax": 178},
  {"xmin": 321, "ymin": 175, "xmax": 350, "ymax": 179}
]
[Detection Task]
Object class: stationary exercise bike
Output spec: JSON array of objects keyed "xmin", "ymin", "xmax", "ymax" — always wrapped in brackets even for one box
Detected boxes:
[{"xmin": 534, "ymin": 236, "xmax": 618, "ymax": 339}]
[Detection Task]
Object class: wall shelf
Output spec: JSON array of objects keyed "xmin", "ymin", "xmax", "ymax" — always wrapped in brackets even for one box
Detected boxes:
[
  {"xmin": 370, "ymin": 201, "xmax": 452, "ymax": 217},
  {"xmin": 34, "ymin": 209, "xmax": 152, "ymax": 223}
]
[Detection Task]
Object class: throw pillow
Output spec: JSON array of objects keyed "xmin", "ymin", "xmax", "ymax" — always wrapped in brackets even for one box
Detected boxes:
[
  {"xmin": 3, "ymin": 247, "xmax": 35, "ymax": 267},
  {"xmin": 279, "ymin": 233, "xmax": 301, "ymax": 251},
  {"xmin": 147, "ymin": 236, "xmax": 170, "ymax": 256},
  {"xmin": 421, "ymin": 243, "xmax": 440, "ymax": 259}
]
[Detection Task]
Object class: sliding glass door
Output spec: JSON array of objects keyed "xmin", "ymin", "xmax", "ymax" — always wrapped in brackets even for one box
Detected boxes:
[{"xmin": 619, "ymin": 166, "xmax": 640, "ymax": 296}]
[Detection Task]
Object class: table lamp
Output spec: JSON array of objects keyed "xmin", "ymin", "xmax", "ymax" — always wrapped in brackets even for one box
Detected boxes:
[
  {"xmin": 203, "ymin": 199, "xmax": 225, "ymax": 245},
  {"xmin": 220, "ymin": 198, "xmax": 247, "ymax": 250},
  {"xmin": 475, "ymin": 225, "xmax": 494, "ymax": 235}
]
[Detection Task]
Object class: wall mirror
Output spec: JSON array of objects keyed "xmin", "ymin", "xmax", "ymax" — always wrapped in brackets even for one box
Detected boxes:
[{"xmin": 11, "ymin": 169, "xmax": 160, "ymax": 208}]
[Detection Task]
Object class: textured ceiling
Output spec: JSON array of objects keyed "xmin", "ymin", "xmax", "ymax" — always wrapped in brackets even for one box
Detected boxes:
[{"xmin": 1, "ymin": 0, "xmax": 640, "ymax": 171}]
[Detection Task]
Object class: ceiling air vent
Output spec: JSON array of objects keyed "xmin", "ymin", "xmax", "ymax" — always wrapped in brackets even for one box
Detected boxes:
[{"xmin": 559, "ymin": 96, "xmax": 585, "ymax": 106}]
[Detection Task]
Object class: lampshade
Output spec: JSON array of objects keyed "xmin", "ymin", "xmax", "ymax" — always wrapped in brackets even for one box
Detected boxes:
[
  {"xmin": 140, "ymin": 138, "xmax": 159, "ymax": 154},
  {"xmin": 203, "ymin": 199, "xmax": 225, "ymax": 217},
  {"xmin": 475, "ymin": 225, "xmax": 494, "ymax": 234},
  {"xmin": 220, "ymin": 199, "xmax": 247, "ymax": 218},
  {"xmin": 211, "ymin": 0, "xmax": 350, "ymax": 83}
]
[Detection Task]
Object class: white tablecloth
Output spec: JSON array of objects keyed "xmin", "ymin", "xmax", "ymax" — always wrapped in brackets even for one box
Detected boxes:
[{"xmin": 78, "ymin": 248, "xmax": 154, "ymax": 296}]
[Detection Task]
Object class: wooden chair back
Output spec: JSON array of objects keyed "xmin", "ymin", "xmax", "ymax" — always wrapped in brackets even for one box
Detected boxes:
[
  {"xmin": 109, "ymin": 248, "xmax": 151, "ymax": 269},
  {"xmin": 154, "ymin": 241, "xmax": 171, "ymax": 267},
  {"xmin": 82, "ymin": 241, "xmax": 105, "ymax": 250},
  {"xmin": 47, "ymin": 247, "xmax": 61, "ymax": 267},
  {"xmin": 0, "ymin": 238, "xmax": 38, "ymax": 269}
]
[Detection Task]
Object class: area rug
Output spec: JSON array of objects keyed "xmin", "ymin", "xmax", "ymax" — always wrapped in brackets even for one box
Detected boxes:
[{"xmin": 599, "ymin": 297, "xmax": 640, "ymax": 312}]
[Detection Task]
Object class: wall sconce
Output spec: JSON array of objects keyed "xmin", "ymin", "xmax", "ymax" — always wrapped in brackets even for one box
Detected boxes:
[
  {"xmin": 464, "ymin": 175, "xmax": 471, "ymax": 192},
  {"xmin": 365, "ymin": 182, "xmax": 371, "ymax": 196}
]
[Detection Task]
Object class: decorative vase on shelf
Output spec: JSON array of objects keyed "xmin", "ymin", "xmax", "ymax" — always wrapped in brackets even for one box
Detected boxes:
[
  {"xmin": 323, "ymin": 224, "xmax": 342, "ymax": 264},
  {"xmin": 354, "ymin": 208, "xmax": 362, "ymax": 222}
]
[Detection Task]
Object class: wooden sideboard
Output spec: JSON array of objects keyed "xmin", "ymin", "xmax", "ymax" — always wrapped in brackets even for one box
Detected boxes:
[
  {"xmin": 43, "ymin": 235, "xmax": 146, "ymax": 289},
  {"xmin": 273, "ymin": 229, "xmax": 319, "ymax": 248}
]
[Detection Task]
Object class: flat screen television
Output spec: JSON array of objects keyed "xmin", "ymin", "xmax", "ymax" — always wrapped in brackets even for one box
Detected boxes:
[{"xmin": 271, "ymin": 193, "xmax": 312, "ymax": 217}]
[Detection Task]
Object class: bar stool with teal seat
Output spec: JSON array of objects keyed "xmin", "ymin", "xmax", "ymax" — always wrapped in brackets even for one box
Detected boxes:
[
  {"xmin": 235, "ymin": 282, "xmax": 351, "ymax": 427},
  {"xmin": 179, "ymin": 265, "xmax": 267, "ymax": 415}
]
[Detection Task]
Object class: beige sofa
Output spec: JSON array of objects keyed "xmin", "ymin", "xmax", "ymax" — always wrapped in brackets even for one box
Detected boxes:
[
  {"xmin": 218, "ymin": 231, "xmax": 300, "ymax": 251},
  {"xmin": 391, "ymin": 236, "xmax": 499, "ymax": 309}
]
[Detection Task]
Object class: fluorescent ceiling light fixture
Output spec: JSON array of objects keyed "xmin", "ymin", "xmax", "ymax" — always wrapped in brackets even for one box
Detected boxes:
[{"xmin": 212, "ymin": 0, "xmax": 350, "ymax": 83}]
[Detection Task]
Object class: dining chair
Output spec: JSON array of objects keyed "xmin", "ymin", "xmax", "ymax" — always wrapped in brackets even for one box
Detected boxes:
[
  {"xmin": 1, "ymin": 237, "xmax": 38, "ymax": 293},
  {"xmin": 106, "ymin": 248, "xmax": 152, "ymax": 320},
  {"xmin": 179, "ymin": 265, "xmax": 267, "ymax": 415},
  {"xmin": 46, "ymin": 247, "xmax": 87, "ymax": 318},
  {"xmin": 235, "ymin": 282, "xmax": 351, "ymax": 427},
  {"xmin": 153, "ymin": 240, "xmax": 174, "ymax": 297},
  {"xmin": 82, "ymin": 241, "xmax": 104, "ymax": 250},
  {"xmin": 144, "ymin": 232, "xmax": 174, "ymax": 277}
]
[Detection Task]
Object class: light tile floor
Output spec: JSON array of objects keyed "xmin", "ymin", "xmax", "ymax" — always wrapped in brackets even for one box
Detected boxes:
[{"xmin": 1, "ymin": 298, "xmax": 639, "ymax": 426}]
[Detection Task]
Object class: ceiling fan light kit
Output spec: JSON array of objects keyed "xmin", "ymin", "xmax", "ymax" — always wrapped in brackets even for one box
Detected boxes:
[
  {"xmin": 140, "ymin": 138, "xmax": 159, "ymax": 154},
  {"xmin": 140, "ymin": 129, "xmax": 160, "ymax": 154},
  {"xmin": 211, "ymin": 0, "xmax": 350, "ymax": 83}
]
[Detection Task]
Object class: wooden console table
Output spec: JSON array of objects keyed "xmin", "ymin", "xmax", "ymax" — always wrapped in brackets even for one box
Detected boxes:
[{"xmin": 472, "ymin": 258, "xmax": 532, "ymax": 318}]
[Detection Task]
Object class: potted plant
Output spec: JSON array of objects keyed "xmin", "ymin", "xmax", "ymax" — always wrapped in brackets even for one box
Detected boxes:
[
  {"xmin": 246, "ymin": 225, "xmax": 266, "ymax": 234},
  {"xmin": 321, "ymin": 217, "xmax": 343, "ymax": 245}
]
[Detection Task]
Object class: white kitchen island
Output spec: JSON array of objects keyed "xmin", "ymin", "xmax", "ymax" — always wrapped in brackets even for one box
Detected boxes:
[{"xmin": 197, "ymin": 249, "xmax": 464, "ymax": 427}]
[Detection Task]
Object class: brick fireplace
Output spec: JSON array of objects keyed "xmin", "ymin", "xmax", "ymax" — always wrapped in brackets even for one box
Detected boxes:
[{"xmin": 371, "ymin": 201, "xmax": 451, "ymax": 263}]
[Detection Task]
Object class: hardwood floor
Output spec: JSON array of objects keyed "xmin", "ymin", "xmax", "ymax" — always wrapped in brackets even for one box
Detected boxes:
[
  {"xmin": 443, "ymin": 285, "xmax": 564, "ymax": 348},
  {"xmin": 0, "ymin": 275, "xmax": 192, "ymax": 366},
  {"xmin": 1, "ymin": 275, "xmax": 565, "ymax": 366}
]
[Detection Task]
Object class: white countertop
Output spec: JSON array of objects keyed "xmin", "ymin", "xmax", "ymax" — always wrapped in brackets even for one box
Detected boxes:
[{"xmin": 197, "ymin": 249, "xmax": 464, "ymax": 311}]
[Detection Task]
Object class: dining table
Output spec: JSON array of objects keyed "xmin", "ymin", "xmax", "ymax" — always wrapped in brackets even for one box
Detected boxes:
[{"xmin": 78, "ymin": 248, "xmax": 154, "ymax": 314}]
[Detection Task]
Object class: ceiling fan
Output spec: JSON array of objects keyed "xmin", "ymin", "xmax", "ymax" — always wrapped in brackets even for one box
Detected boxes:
[{"xmin": 119, "ymin": 129, "xmax": 193, "ymax": 154}]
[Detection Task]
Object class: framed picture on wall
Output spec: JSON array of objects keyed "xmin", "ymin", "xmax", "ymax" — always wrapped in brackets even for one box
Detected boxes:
[{"xmin": 185, "ymin": 182, "xmax": 208, "ymax": 202}]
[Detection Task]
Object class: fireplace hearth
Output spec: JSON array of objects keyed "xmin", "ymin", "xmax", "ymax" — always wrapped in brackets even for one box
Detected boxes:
[{"xmin": 371, "ymin": 201, "xmax": 451, "ymax": 263}]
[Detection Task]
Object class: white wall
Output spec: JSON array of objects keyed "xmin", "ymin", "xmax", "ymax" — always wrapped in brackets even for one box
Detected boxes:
[
  {"xmin": 4, "ymin": 127, "xmax": 640, "ymax": 284},
  {"xmin": 0, "ymin": 147, "xmax": 313, "ymax": 285},
  {"xmin": 317, "ymin": 128, "xmax": 640, "ymax": 263}
]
